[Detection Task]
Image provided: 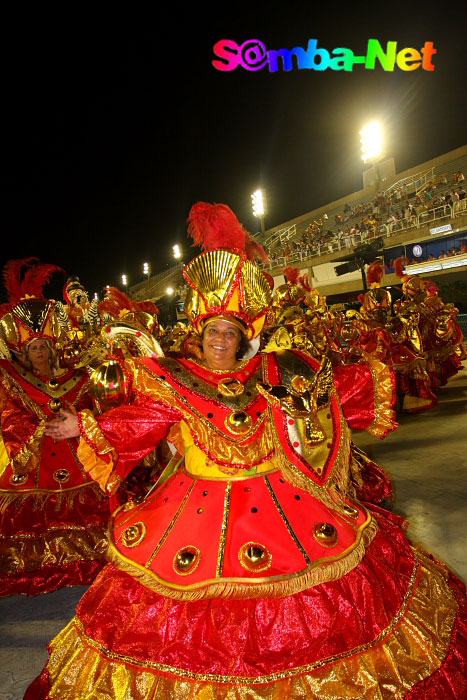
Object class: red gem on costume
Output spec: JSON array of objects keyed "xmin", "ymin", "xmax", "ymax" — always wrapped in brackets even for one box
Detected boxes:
[
  {"xmin": 293, "ymin": 441, "xmax": 300, "ymax": 447},
  {"xmin": 109, "ymin": 382, "xmax": 116, "ymax": 389},
  {"xmin": 288, "ymin": 419, "xmax": 295, "ymax": 426},
  {"xmin": 136, "ymin": 332, "xmax": 141, "ymax": 337},
  {"xmin": 105, "ymin": 327, "xmax": 111, "ymax": 334}
]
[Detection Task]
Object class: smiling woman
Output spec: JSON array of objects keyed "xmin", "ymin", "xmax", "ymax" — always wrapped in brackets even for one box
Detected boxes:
[{"xmin": 201, "ymin": 318, "xmax": 245, "ymax": 370}]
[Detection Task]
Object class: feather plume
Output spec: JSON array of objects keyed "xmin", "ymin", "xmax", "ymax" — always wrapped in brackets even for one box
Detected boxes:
[
  {"xmin": 2, "ymin": 258, "xmax": 63, "ymax": 306},
  {"xmin": 244, "ymin": 232, "xmax": 269, "ymax": 263},
  {"xmin": 136, "ymin": 300, "xmax": 160, "ymax": 315},
  {"xmin": 394, "ymin": 257, "xmax": 409, "ymax": 279},
  {"xmin": 358, "ymin": 294, "xmax": 365, "ymax": 305},
  {"xmin": 366, "ymin": 262, "xmax": 384, "ymax": 286},
  {"xmin": 187, "ymin": 202, "xmax": 248, "ymax": 252},
  {"xmin": 283, "ymin": 267, "xmax": 300, "ymax": 285},
  {"xmin": 98, "ymin": 287, "xmax": 160, "ymax": 318},
  {"xmin": 298, "ymin": 273, "xmax": 311, "ymax": 292}
]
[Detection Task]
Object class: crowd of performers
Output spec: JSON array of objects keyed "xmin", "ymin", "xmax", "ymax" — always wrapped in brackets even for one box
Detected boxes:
[{"xmin": 0, "ymin": 201, "xmax": 465, "ymax": 698}]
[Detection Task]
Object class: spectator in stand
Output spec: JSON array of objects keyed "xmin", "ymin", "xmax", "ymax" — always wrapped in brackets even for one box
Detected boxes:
[
  {"xmin": 458, "ymin": 186, "xmax": 466, "ymax": 200},
  {"xmin": 439, "ymin": 251, "xmax": 446, "ymax": 259},
  {"xmin": 461, "ymin": 242, "xmax": 467, "ymax": 254},
  {"xmin": 428, "ymin": 253, "xmax": 436, "ymax": 261}
]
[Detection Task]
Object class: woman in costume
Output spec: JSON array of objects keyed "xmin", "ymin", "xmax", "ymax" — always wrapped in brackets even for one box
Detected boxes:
[
  {"xmin": 0, "ymin": 259, "xmax": 109, "ymax": 596},
  {"xmin": 29, "ymin": 206, "xmax": 466, "ymax": 699}
]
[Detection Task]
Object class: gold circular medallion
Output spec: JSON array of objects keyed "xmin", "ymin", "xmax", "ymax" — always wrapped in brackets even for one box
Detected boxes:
[
  {"xmin": 313, "ymin": 522, "xmax": 338, "ymax": 548},
  {"xmin": 53, "ymin": 469, "xmax": 70, "ymax": 484},
  {"xmin": 225, "ymin": 411, "xmax": 253, "ymax": 435},
  {"xmin": 238, "ymin": 542, "xmax": 272, "ymax": 572},
  {"xmin": 10, "ymin": 473, "xmax": 28, "ymax": 486},
  {"xmin": 173, "ymin": 545, "xmax": 201, "ymax": 576},
  {"xmin": 343, "ymin": 503, "xmax": 359, "ymax": 520},
  {"xmin": 48, "ymin": 397, "xmax": 63, "ymax": 413},
  {"xmin": 217, "ymin": 378, "xmax": 244, "ymax": 398},
  {"xmin": 121, "ymin": 522, "xmax": 147, "ymax": 548},
  {"xmin": 47, "ymin": 378, "xmax": 60, "ymax": 390}
]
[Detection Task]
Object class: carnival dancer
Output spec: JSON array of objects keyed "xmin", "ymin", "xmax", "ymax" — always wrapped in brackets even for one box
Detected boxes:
[
  {"xmin": 28, "ymin": 206, "xmax": 466, "ymax": 699},
  {"xmin": 0, "ymin": 259, "xmax": 109, "ymax": 596}
]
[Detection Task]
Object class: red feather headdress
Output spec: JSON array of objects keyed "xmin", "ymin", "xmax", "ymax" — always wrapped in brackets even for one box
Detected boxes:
[
  {"xmin": 2, "ymin": 258, "xmax": 64, "ymax": 309},
  {"xmin": 366, "ymin": 262, "xmax": 384, "ymax": 287},
  {"xmin": 283, "ymin": 267, "xmax": 300, "ymax": 285},
  {"xmin": 187, "ymin": 202, "xmax": 268, "ymax": 262}
]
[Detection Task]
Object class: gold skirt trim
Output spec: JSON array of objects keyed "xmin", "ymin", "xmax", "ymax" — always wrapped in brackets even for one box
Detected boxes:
[
  {"xmin": 0, "ymin": 481, "xmax": 105, "ymax": 514},
  {"xmin": 44, "ymin": 546, "xmax": 458, "ymax": 699},
  {"xmin": 106, "ymin": 514, "xmax": 377, "ymax": 601},
  {"xmin": 0, "ymin": 522, "xmax": 108, "ymax": 574}
]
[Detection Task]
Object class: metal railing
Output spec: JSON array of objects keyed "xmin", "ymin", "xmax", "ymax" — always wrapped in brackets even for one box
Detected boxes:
[
  {"xmin": 384, "ymin": 167, "xmax": 435, "ymax": 198},
  {"xmin": 260, "ymin": 200, "xmax": 467, "ymax": 272}
]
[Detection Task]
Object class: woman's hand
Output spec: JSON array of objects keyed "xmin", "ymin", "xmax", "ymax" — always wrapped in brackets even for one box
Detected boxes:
[{"xmin": 45, "ymin": 410, "xmax": 80, "ymax": 440}]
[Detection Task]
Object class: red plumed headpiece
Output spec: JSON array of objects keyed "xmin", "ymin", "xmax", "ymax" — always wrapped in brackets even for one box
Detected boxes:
[
  {"xmin": 3, "ymin": 258, "xmax": 64, "ymax": 308},
  {"xmin": 99, "ymin": 287, "xmax": 159, "ymax": 318},
  {"xmin": 366, "ymin": 262, "xmax": 384, "ymax": 287},
  {"xmin": 187, "ymin": 202, "xmax": 268, "ymax": 262},
  {"xmin": 298, "ymin": 273, "xmax": 312, "ymax": 292},
  {"xmin": 283, "ymin": 267, "xmax": 300, "ymax": 285},
  {"xmin": 394, "ymin": 257, "xmax": 409, "ymax": 280}
]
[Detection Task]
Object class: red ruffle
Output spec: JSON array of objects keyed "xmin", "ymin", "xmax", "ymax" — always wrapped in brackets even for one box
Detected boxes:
[
  {"xmin": 75, "ymin": 509, "xmax": 416, "ymax": 677},
  {"xmin": 0, "ymin": 559, "xmax": 104, "ymax": 597}
]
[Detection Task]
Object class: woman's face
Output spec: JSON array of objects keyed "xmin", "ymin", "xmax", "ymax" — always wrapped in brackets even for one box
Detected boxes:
[
  {"xmin": 202, "ymin": 320, "xmax": 242, "ymax": 370},
  {"xmin": 27, "ymin": 339, "xmax": 51, "ymax": 371}
]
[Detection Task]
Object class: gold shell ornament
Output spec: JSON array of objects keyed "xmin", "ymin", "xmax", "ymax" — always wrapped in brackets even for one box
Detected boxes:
[{"xmin": 217, "ymin": 377, "xmax": 244, "ymax": 398}]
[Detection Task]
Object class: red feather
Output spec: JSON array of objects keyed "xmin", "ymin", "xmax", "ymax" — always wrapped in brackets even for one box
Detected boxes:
[
  {"xmin": 2, "ymin": 258, "xmax": 64, "ymax": 306},
  {"xmin": 136, "ymin": 300, "xmax": 160, "ymax": 315},
  {"xmin": 298, "ymin": 273, "xmax": 311, "ymax": 292},
  {"xmin": 245, "ymin": 232, "xmax": 269, "ymax": 263},
  {"xmin": 394, "ymin": 257, "xmax": 409, "ymax": 279},
  {"xmin": 366, "ymin": 262, "xmax": 384, "ymax": 286},
  {"xmin": 358, "ymin": 294, "xmax": 365, "ymax": 305},
  {"xmin": 283, "ymin": 267, "xmax": 300, "ymax": 285},
  {"xmin": 187, "ymin": 202, "xmax": 248, "ymax": 252}
]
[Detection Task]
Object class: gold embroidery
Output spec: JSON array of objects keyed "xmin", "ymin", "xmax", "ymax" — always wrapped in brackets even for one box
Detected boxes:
[
  {"xmin": 144, "ymin": 481, "xmax": 195, "ymax": 568},
  {"xmin": 216, "ymin": 482, "xmax": 231, "ymax": 577}
]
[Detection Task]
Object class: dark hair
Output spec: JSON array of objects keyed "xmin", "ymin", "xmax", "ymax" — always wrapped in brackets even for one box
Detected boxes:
[{"xmin": 236, "ymin": 333, "xmax": 249, "ymax": 359}]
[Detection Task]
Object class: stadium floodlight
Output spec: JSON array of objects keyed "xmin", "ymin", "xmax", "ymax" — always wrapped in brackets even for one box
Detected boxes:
[
  {"xmin": 173, "ymin": 244, "xmax": 181, "ymax": 259},
  {"xmin": 167, "ymin": 287, "xmax": 173, "ymax": 295},
  {"xmin": 93, "ymin": 292, "xmax": 98, "ymax": 300},
  {"xmin": 360, "ymin": 121, "xmax": 382, "ymax": 162},
  {"xmin": 251, "ymin": 189, "xmax": 265, "ymax": 217},
  {"xmin": 121, "ymin": 274, "xmax": 128, "ymax": 287}
]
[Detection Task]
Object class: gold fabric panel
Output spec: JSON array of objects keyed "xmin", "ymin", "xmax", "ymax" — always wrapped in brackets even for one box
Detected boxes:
[
  {"xmin": 366, "ymin": 357, "xmax": 397, "ymax": 438},
  {"xmin": 77, "ymin": 410, "xmax": 119, "ymax": 493},
  {"xmin": 44, "ymin": 546, "xmax": 458, "ymax": 699}
]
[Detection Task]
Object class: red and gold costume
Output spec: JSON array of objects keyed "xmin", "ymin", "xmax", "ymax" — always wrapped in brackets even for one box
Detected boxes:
[
  {"xmin": 27, "ymin": 208, "xmax": 467, "ymax": 699},
  {"xmin": 0, "ymin": 260, "xmax": 109, "ymax": 596}
]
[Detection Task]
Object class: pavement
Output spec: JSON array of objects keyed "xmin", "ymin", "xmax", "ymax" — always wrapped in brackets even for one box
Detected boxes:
[{"xmin": 0, "ymin": 362, "xmax": 466, "ymax": 699}]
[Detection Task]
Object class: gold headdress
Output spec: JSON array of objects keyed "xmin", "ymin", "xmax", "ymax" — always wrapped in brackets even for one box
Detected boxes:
[
  {"xmin": 0, "ymin": 258, "xmax": 64, "ymax": 355},
  {"xmin": 183, "ymin": 203, "xmax": 272, "ymax": 340}
]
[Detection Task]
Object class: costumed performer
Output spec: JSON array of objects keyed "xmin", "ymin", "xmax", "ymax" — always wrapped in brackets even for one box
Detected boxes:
[
  {"xmin": 28, "ymin": 205, "xmax": 467, "ymax": 699},
  {"xmin": 0, "ymin": 259, "xmax": 109, "ymax": 597}
]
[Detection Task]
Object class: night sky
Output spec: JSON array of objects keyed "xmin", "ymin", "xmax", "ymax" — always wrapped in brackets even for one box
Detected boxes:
[{"xmin": 1, "ymin": 6, "xmax": 466, "ymax": 302}]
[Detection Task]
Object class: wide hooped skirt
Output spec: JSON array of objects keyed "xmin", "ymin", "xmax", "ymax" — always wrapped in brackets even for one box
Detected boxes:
[{"xmin": 26, "ymin": 508, "xmax": 467, "ymax": 699}]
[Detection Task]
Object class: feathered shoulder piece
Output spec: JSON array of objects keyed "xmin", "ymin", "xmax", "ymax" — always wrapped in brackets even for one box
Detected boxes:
[
  {"xmin": 366, "ymin": 262, "xmax": 384, "ymax": 287},
  {"xmin": 2, "ymin": 258, "xmax": 64, "ymax": 307},
  {"xmin": 298, "ymin": 272, "xmax": 311, "ymax": 292},
  {"xmin": 187, "ymin": 201, "xmax": 268, "ymax": 262},
  {"xmin": 283, "ymin": 266, "xmax": 300, "ymax": 285}
]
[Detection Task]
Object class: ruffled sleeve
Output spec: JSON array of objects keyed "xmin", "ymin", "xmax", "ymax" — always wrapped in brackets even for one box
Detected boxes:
[
  {"xmin": 77, "ymin": 393, "xmax": 183, "ymax": 493},
  {"xmin": 333, "ymin": 358, "xmax": 397, "ymax": 439}
]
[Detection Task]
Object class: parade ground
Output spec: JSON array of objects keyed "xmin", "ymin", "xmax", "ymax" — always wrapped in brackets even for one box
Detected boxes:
[{"xmin": 1, "ymin": 363, "xmax": 466, "ymax": 699}]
